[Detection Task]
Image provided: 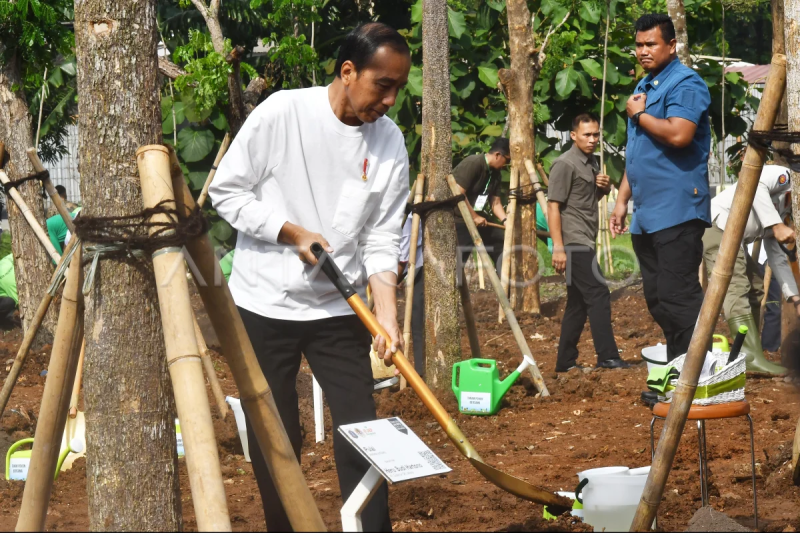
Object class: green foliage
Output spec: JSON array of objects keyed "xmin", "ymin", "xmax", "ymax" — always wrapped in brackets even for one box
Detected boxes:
[
  {"xmin": 173, "ymin": 30, "xmax": 235, "ymax": 112},
  {"xmin": 0, "ymin": 0, "xmax": 73, "ymax": 67}
]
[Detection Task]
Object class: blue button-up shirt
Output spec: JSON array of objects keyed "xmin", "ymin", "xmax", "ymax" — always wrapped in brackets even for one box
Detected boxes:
[{"xmin": 626, "ymin": 57, "xmax": 712, "ymax": 234}]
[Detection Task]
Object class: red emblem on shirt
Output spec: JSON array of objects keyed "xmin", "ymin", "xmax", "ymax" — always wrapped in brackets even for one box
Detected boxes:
[{"xmin": 779, "ymin": 173, "xmax": 788, "ymax": 185}]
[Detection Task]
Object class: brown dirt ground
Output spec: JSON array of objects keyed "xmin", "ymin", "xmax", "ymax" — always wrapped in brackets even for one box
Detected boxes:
[{"xmin": 0, "ymin": 280, "xmax": 798, "ymax": 531}]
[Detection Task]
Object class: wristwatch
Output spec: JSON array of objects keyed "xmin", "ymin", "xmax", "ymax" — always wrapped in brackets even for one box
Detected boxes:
[{"xmin": 632, "ymin": 111, "xmax": 646, "ymax": 126}]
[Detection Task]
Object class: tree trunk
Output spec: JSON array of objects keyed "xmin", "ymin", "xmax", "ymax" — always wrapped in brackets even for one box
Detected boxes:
[
  {"xmin": 667, "ymin": 0, "xmax": 692, "ymax": 67},
  {"xmin": 422, "ymin": 0, "xmax": 462, "ymax": 391},
  {"xmin": 502, "ymin": 0, "xmax": 540, "ymax": 314},
  {"xmin": 74, "ymin": 1, "xmax": 181, "ymax": 529},
  {"xmin": 0, "ymin": 49, "xmax": 58, "ymax": 346},
  {"xmin": 783, "ymin": 0, "xmax": 800, "ymax": 365}
]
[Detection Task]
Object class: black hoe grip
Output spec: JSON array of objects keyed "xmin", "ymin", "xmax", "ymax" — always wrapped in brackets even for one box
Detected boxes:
[
  {"xmin": 779, "ymin": 241, "xmax": 798, "ymax": 263},
  {"xmin": 310, "ymin": 243, "xmax": 357, "ymax": 299}
]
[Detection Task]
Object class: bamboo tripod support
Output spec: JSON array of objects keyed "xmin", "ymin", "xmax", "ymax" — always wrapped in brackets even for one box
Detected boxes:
[
  {"xmin": 0, "ymin": 237, "xmax": 78, "ymax": 417},
  {"xmin": 27, "ymin": 149, "xmax": 77, "ymax": 234},
  {"xmin": 459, "ymin": 267, "xmax": 482, "ymax": 358},
  {"xmin": 196, "ymin": 133, "xmax": 231, "ymax": 209},
  {"xmin": 136, "ymin": 145, "xmax": 231, "ymax": 532},
  {"xmin": 499, "ymin": 167, "xmax": 519, "ymax": 323},
  {"xmin": 523, "ymin": 159, "xmax": 548, "ymax": 223},
  {"xmin": 67, "ymin": 340, "xmax": 85, "ymax": 418},
  {"xmin": 630, "ymin": 53, "xmax": 787, "ymax": 532},
  {"xmin": 760, "ymin": 265, "xmax": 772, "ymax": 331},
  {"xmin": 401, "ymin": 174, "xmax": 425, "ymax": 390},
  {"xmin": 0, "ymin": 168, "xmax": 60, "ymax": 263},
  {"xmin": 16, "ymin": 243, "xmax": 83, "ymax": 532},
  {"xmin": 447, "ymin": 175, "xmax": 550, "ymax": 396},
  {"xmin": 167, "ymin": 148, "xmax": 326, "ymax": 531},
  {"xmin": 193, "ymin": 311, "xmax": 229, "ymax": 418}
]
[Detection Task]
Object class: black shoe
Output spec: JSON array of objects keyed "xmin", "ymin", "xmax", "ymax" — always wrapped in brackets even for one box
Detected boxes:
[
  {"xmin": 555, "ymin": 365, "xmax": 578, "ymax": 373},
  {"xmin": 640, "ymin": 390, "xmax": 664, "ymax": 408},
  {"xmin": 596, "ymin": 358, "xmax": 630, "ymax": 370}
]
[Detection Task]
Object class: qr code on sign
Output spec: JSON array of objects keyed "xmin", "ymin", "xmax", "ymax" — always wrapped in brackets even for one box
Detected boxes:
[{"xmin": 417, "ymin": 450, "xmax": 446, "ymax": 471}]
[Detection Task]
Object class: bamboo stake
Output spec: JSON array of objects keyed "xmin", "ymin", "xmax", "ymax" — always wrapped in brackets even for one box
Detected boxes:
[
  {"xmin": 0, "ymin": 168, "xmax": 60, "ymax": 263},
  {"xmin": 196, "ymin": 133, "xmax": 231, "ymax": 209},
  {"xmin": 523, "ymin": 159, "xmax": 548, "ymax": 223},
  {"xmin": 27, "ymin": 149, "xmax": 77, "ymax": 234},
  {"xmin": 136, "ymin": 145, "xmax": 231, "ymax": 532},
  {"xmin": 760, "ymin": 265, "xmax": 772, "ymax": 331},
  {"xmin": 193, "ymin": 311, "xmax": 229, "ymax": 419},
  {"xmin": 477, "ymin": 252, "xmax": 486, "ymax": 289},
  {"xmin": 68, "ymin": 340, "xmax": 85, "ymax": 418},
  {"xmin": 16, "ymin": 243, "xmax": 83, "ymax": 532},
  {"xmin": 459, "ymin": 268, "xmax": 482, "ymax": 357},
  {"xmin": 401, "ymin": 174, "xmax": 425, "ymax": 390},
  {"xmin": 536, "ymin": 162, "xmax": 549, "ymax": 187},
  {"xmin": 167, "ymin": 148, "xmax": 327, "ymax": 531},
  {"xmin": 499, "ymin": 167, "xmax": 519, "ymax": 322},
  {"xmin": 0, "ymin": 238, "xmax": 77, "ymax": 417},
  {"xmin": 447, "ymin": 175, "xmax": 549, "ymax": 396},
  {"xmin": 631, "ymin": 53, "xmax": 787, "ymax": 532}
]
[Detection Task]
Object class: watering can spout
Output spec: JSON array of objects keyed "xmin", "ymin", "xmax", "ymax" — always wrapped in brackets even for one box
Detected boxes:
[{"xmin": 497, "ymin": 370, "xmax": 521, "ymax": 398}]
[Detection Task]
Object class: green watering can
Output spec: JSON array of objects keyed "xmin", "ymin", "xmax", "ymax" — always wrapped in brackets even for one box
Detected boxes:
[
  {"xmin": 5, "ymin": 437, "xmax": 84, "ymax": 481},
  {"xmin": 452, "ymin": 356, "xmax": 535, "ymax": 415}
]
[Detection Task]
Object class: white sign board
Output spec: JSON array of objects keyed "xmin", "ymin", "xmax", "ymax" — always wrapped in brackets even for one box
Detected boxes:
[{"xmin": 338, "ymin": 417, "xmax": 451, "ymax": 483}]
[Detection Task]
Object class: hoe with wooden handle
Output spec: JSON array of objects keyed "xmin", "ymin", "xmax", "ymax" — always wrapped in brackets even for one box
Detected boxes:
[{"xmin": 310, "ymin": 242, "xmax": 571, "ymax": 513}]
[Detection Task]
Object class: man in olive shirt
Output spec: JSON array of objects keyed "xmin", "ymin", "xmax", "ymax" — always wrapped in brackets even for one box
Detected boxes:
[
  {"xmin": 454, "ymin": 137, "xmax": 510, "ymax": 267},
  {"xmin": 549, "ymin": 114, "xmax": 627, "ymax": 371}
]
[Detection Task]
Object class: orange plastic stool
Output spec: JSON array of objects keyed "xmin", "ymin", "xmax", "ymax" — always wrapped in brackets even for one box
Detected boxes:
[{"xmin": 650, "ymin": 401, "xmax": 757, "ymax": 529}]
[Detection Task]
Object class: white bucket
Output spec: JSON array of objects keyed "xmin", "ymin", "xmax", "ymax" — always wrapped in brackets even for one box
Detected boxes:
[
  {"xmin": 582, "ymin": 474, "xmax": 648, "ymax": 531},
  {"xmin": 225, "ymin": 396, "xmax": 251, "ymax": 462},
  {"xmin": 641, "ymin": 343, "xmax": 668, "ymax": 373}
]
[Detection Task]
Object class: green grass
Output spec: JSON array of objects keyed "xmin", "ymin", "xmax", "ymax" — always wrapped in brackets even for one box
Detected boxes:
[
  {"xmin": 537, "ymin": 231, "xmax": 638, "ymax": 282},
  {"xmin": 0, "ymin": 232, "xmax": 11, "ymax": 260}
]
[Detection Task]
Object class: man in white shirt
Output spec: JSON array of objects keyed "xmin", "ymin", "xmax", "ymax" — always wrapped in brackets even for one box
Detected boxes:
[
  {"xmin": 703, "ymin": 164, "xmax": 798, "ymax": 375},
  {"xmin": 209, "ymin": 23, "xmax": 410, "ymax": 532}
]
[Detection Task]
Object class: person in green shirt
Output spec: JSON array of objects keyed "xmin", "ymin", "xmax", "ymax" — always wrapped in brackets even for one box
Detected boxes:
[
  {"xmin": 0, "ymin": 254, "xmax": 20, "ymax": 329},
  {"xmin": 46, "ymin": 205, "xmax": 81, "ymax": 256}
]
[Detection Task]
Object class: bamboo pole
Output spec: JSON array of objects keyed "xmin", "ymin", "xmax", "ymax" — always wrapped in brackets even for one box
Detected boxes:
[
  {"xmin": 0, "ymin": 237, "xmax": 77, "ymax": 417},
  {"xmin": 401, "ymin": 174, "xmax": 425, "ymax": 390},
  {"xmin": 68, "ymin": 340, "xmax": 85, "ymax": 418},
  {"xmin": 477, "ymin": 252, "xmax": 486, "ymax": 289},
  {"xmin": 447, "ymin": 175, "xmax": 549, "ymax": 396},
  {"xmin": 459, "ymin": 268, "xmax": 482, "ymax": 357},
  {"xmin": 499, "ymin": 167, "xmax": 519, "ymax": 322},
  {"xmin": 193, "ymin": 312, "xmax": 229, "ymax": 418},
  {"xmin": 630, "ymin": 53, "xmax": 787, "ymax": 532},
  {"xmin": 196, "ymin": 133, "xmax": 231, "ymax": 209},
  {"xmin": 136, "ymin": 145, "xmax": 231, "ymax": 532},
  {"xmin": 167, "ymin": 148, "xmax": 327, "ymax": 531},
  {"xmin": 760, "ymin": 265, "xmax": 772, "ymax": 331},
  {"xmin": 0, "ymin": 169, "xmax": 60, "ymax": 263},
  {"xmin": 27, "ymin": 149, "xmax": 76, "ymax": 234},
  {"xmin": 16, "ymin": 243, "xmax": 83, "ymax": 531},
  {"xmin": 523, "ymin": 159, "xmax": 548, "ymax": 223}
]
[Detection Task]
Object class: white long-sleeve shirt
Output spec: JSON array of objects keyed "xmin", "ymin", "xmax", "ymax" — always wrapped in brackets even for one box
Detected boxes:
[
  {"xmin": 711, "ymin": 164, "xmax": 798, "ymax": 299},
  {"xmin": 209, "ymin": 86, "xmax": 409, "ymax": 320}
]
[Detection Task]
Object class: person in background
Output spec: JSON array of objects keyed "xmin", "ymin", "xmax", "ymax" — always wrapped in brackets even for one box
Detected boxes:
[
  {"xmin": 399, "ymin": 214, "xmax": 424, "ymax": 376},
  {"xmin": 548, "ymin": 113, "xmax": 627, "ymax": 372},
  {"xmin": 46, "ymin": 201, "xmax": 80, "ymax": 255},
  {"xmin": 209, "ymin": 22, "xmax": 410, "ymax": 532},
  {"xmin": 453, "ymin": 138, "xmax": 511, "ymax": 268},
  {"xmin": 610, "ymin": 13, "xmax": 712, "ymax": 363},
  {"xmin": 703, "ymin": 165, "xmax": 796, "ymax": 375},
  {"xmin": 0, "ymin": 253, "xmax": 19, "ymax": 329}
]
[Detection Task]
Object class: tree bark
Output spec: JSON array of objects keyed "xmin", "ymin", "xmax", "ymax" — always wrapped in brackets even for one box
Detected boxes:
[
  {"xmin": 0, "ymin": 49, "xmax": 58, "ymax": 346},
  {"xmin": 501, "ymin": 0, "xmax": 541, "ymax": 314},
  {"xmin": 422, "ymin": 0, "xmax": 462, "ymax": 391},
  {"xmin": 783, "ymin": 0, "xmax": 800, "ymax": 365},
  {"xmin": 74, "ymin": 1, "xmax": 181, "ymax": 529},
  {"xmin": 667, "ymin": 0, "xmax": 693, "ymax": 67}
]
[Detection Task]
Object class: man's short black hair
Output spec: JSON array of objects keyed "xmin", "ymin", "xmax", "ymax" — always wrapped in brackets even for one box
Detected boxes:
[
  {"xmin": 571, "ymin": 113, "xmax": 600, "ymax": 131},
  {"xmin": 634, "ymin": 14, "xmax": 676, "ymax": 43},
  {"xmin": 55, "ymin": 185, "xmax": 67, "ymax": 199},
  {"xmin": 335, "ymin": 22, "xmax": 410, "ymax": 78},
  {"xmin": 489, "ymin": 137, "xmax": 510, "ymax": 157}
]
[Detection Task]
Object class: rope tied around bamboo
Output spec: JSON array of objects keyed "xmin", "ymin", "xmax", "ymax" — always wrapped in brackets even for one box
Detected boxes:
[
  {"xmin": 748, "ymin": 127, "xmax": 800, "ymax": 170},
  {"xmin": 72, "ymin": 200, "xmax": 209, "ymax": 294},
  {"xmin": 508, "ymin": 182, "xmax": 547, "ymax": 205},
  {"xmin": 1, "ymin": 169, "xmax": 49, "ymax": 198},
  {"xmin": 405, "ymin": 193, "xmax": 466, "ymax": 218}
]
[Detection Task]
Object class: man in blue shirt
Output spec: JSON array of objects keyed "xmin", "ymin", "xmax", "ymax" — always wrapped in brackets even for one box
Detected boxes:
[{"xmin": 610, "ymin": 14, "xmax": 711, "ymax": 363}]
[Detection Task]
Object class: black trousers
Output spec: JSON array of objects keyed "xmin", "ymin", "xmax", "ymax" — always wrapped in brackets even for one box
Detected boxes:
[
  {"xmin": 556, "ymin": 246, "xmax": 619, "ymax": 370},
  {"xmin": 759, "ymin": 262, "xmax": 782, "ymax": 352},
  {"xmin": 631, "ymin": 220, "xmax": 706, "ymax": 361},
  {"xmin": 411, "ymin": 267, "xmax": 425, "ymax": 376},
  {"xmin": 0, "ymin": 297, "xmax": 16, "ymax": 329},
  {"xmin": 456, "ymin": 222, "xmax": 504, "ymax": 271},
  {"xmin": 238, "ymin": 307, "xmax": 391, "ymax": 532}
]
